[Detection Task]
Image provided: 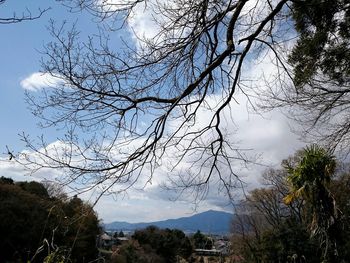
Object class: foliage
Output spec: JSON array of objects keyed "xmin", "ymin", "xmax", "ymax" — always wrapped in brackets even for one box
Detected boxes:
[
  {"xmin": 283, "ymin": 145, "xmax": 339, "ymax": 262},
  {"xmin": 290, "ymin": 0, "xmax": 350, "ymax": 86},
  {"xmin": 132, "ymin": 226, "xmax": 193, "ymax": 262},
  {"xmin": 0, "ymin": 176, "xmax": 14, "ymax": 184},
  {"xmin": 231, "ymin": 186, "xmax": 318, "ymax": 263},
  {"xmin": 59, "ymin": 196, "xmax": 100, "ymax": 262},
  {"xmin": 43, "ymin": 247, "xmax": 71, "ymax": 263},
  {"xmin": 0, "ymin": 177, "xmax": 100, "ymax": 263},
  {"xmin": 258, "ymin": 219, "xmax": 318, "ymax": 263},
  {"xmin": 111, "ymin": 240, "xmax": 164, "ymax": 263},
  {"xmin": 231, "ymin": 147, "xmax": 350, "ymax": 263},
  {"xmin": 0, "ymin": 181, "xmax": 51, "ymax": 262},
  {"xmin": 191, "ymin": 230, "xmax": 213, "ymax": 250},
  {"xmin": 329, "ymin": 173, "xmax": 350, "ymax": 261},
  {"xmin": 266, "ymin": 0, "xmax": 350, "ymax": 152},
  {"xmin": 111, "ymin": 226, "xmax": 193, "ymax": 263},
  {"xmin": 17, "ymin": 181, "xmax": 50, "ymax": 198},
  {"xmin": 283, "ymin": 145, "xmax": 336, "ymax": 204}
]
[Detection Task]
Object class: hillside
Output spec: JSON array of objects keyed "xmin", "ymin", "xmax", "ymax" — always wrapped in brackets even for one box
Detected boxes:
[{"xmin": 105, "ymin": 210, "xmax": 233, "ymax": 234}]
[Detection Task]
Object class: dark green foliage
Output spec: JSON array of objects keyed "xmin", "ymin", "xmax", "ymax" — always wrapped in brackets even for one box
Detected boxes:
[
  {"xmin": 0, "ymin": 183, "xmax": 50, "ymax": 262},
  {"xmin": 328, "ymin": 173, "xmax": 350, "ymax": 262},
  {"xmin": 192, "ymin": 230, "xmax": 213, "ymax": 250},
  {"xmin": 61, "ymin": 196, "xmax": 100, "ymax": 262},
  {"xmin": 284, "ymin": 145, "xmax": 339, "ymax": 262},
  {"xmin": 111, "ymin": 240, "xmax": 164, "ymax": 263},
  {"xmin": 17, "ymin": 181, "xmax": 50, "ymax": 198},
  {"xmin": 269, "ymin": 0, "xmax": 350, "ymax": 154},
  {"xmin": 0, "ymin": 177, "xmax": 100, "ymax": 263},
  {"xmin": 290, "ymin": 0, "xmax": 350, "ymax": 86},
  {"xmin": 258, "ymin": 219, "xmax": 319, "ymax": 263},
  {"xmin": 0, "ymin": 176, "xmax": 14, "ymax": 185},
  {"xmin": 132, "ymin": 226, "xmax": 193, "ymax": 262}
]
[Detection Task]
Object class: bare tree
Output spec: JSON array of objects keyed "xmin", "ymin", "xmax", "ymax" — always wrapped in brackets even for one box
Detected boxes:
[
  {"xmin": 0, "ymin": 0, "xmax": 49, "ymax": 24},
  {"xmin": 20, "ymin": 0, "xmax": 294, "ymax": 200},
  {"xmin": 231, "ymin": 164, "xmax": 312, "ymax": 262}
]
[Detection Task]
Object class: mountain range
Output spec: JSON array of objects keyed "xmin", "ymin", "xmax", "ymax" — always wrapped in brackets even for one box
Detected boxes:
[{"xmin": 104, "ymin": 210, "xmax": 233, "ymax": 234}]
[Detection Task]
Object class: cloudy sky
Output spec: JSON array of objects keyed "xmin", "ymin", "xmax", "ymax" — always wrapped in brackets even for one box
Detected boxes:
[{"xmin": 0, "ymin": 1, "xmax": 305, "ymax": 223}]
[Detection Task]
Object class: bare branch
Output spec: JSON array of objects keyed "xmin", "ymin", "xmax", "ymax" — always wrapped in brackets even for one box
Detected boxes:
[
  {"xmin": 20, "ymin": 0, "xmax": 293, "ymax": 202},
  {"xmin": 0, "ymin": 1, "xmax": 50, "ymax": 24}
]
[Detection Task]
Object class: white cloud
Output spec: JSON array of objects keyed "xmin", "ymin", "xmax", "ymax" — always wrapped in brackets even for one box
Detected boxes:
[
  {"xmin": 127, "ymin": 2, "xmax": 161, "ymax": 42},
  {"xmin": 0, "ymin": 140, "xmax": 80, "ymax": 190},
  {"xmin": 0, "ymin": 157, "xmax": 63, "ymax": 183},
  {"xmin": 20, "ymin": 72, "xmax": 63, "ymax": 91},
  {"xmin": 96, "ymin": 0, "xmax": 161, "ymax": 43},
  {"xmin": 99, "ymin": 0, "xmax": 203, "ymax": 51}
]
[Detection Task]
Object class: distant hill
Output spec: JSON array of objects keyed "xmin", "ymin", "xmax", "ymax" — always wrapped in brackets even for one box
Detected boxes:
[{"xmin": 104, "ymin": 210, "xmax": 233, "ymax": 234}]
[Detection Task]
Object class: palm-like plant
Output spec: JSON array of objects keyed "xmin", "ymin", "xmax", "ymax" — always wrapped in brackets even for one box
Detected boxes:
[{"xmin": 283, "ymin": 145, "xmax": 339, "ymax": 262}]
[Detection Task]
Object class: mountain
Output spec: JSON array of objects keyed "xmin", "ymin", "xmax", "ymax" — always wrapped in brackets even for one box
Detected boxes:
[{"xmin": 104, "ymin": 210, "xmax": 233, "ymax": 234}]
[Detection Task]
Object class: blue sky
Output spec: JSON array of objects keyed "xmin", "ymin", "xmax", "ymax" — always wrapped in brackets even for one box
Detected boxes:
[
  {"xmin": 0, "ymin": 1, "xmax": 305, "ymax": 223},
  {"xmin": 0, "ymin": 1, "xmax": 80, "ymax": 151}
]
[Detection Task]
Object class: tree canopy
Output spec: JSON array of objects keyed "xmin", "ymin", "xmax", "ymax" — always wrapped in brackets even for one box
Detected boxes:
[
  {"xmin": 112, "ymin": 226, "xmax": 193, "ymax": 263},
  {"xmin": 0, "ymin": 177, "xmax": 100, "ymax": 263},
  {"xmin": 266, "ymin": 0, "xmax": 350, "ymax": 153},
  {"xmin": 231, "ymin": 148, "xmax": 350, "ymax": 263},
  {"xmin": 283, "ymin": 145, "xmax": 339, "ymax": 262}
]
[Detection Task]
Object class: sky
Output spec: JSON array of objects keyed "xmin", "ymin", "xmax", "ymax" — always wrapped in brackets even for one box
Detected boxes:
[{"xmin": 0, "ymin": 1, "xmax": 305, "ymax": 223}]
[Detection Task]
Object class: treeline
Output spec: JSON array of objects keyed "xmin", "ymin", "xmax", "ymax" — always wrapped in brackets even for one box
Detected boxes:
[
  {"xmin": 231, "ymin": 145, "xmax": 350, "ymax": 263},
  {"xmin": 110, "ymin": 227, "xmax": 216, "ymax": 263},
  {"xmin": 111, "ymin": 226, "xmax": 192, "ymax": 263},
  {"xmin": 0, "ymin": 177, "xmax": 100, "ymax": 263}
]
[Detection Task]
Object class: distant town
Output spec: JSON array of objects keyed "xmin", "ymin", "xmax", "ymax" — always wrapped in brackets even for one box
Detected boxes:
[{"xmin": 98, "ymin": 228, "xmax": 232, "ymax": 262}]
